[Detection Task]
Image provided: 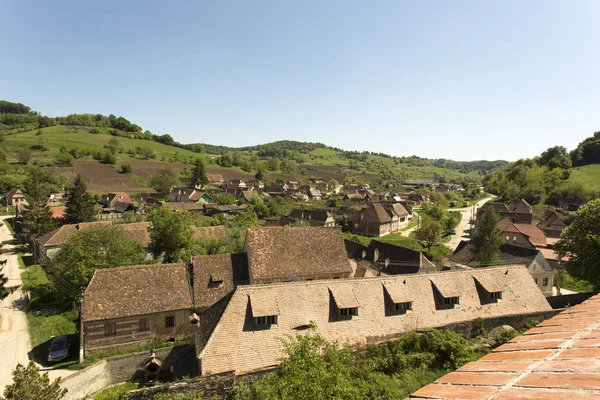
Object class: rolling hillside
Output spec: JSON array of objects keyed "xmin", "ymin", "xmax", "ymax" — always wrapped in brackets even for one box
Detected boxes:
[
  {"xmin": 568, "ymin": 164, "xmax": 600, "ymax": 192},
  {"xmin": 0, "ymin": 100, "xmax": 507, "ymax": 193}
]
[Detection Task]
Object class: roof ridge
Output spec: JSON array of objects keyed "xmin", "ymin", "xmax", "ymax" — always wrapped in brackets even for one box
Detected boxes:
[{"xmin": 234, "ymin": 264, "xmax": 529, "ymax": 291}]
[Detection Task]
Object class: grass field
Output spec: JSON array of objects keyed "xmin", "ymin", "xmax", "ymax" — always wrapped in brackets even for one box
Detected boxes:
[
  {"xmin": 567, "ymin": 164, "xmax": 600, "ymax": 192},
  {"xmin": 3, "ymin": 125, "xmax": 484, "ymax": 188}
]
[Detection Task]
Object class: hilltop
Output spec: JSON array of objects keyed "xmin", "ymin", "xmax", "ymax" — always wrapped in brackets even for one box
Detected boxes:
[{"xmin": 0, "ymin": 100, "xmax": 507, "ymax": 193}]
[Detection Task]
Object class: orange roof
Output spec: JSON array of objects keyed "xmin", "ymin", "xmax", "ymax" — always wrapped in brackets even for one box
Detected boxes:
[
  {"xmin": 409, "ymin": 294, "xmax": 600, "ymax": 399},
  {"xmin": 50, "ymin": 206, "xmax": 66, "ymax": 219},
  {"xmin": 498, "ymin": 221, "xmax": 547, "ymax": 247}
]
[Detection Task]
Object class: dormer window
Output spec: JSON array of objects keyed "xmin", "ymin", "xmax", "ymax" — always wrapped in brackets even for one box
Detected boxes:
[
  {"xmin": 473, "ymin": 276, "xmax": 505, "ymax": 305},
  {"xmin": 444, "ymin": 296, "xmax": 460, "ymax": 305},
  {"xmin": 339, "ymin": 307, "xmax": 358, "ymax": 317},
  {"xmin": 209, "ymin": 274, "xmax": 223, "ymax": 286},
  {"xmin": 255, "ymin": 315, "xmax": 278, "ymax": 326},
  {"xmin": 490, "ymin": 291, "xmax": 502, "ymax": 300},
  {"xmin": 395, "ymin": 301, "xmax": 412, "ymax": 312},
  {"xmin": 329, "ymin": 285, "xmax": 360, "ymax": 319}
]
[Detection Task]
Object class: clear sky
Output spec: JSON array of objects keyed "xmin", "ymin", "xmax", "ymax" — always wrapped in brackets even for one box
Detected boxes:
[{"xmin": 1, "ymin": 1, "xmax": 599, "ymax": 161}]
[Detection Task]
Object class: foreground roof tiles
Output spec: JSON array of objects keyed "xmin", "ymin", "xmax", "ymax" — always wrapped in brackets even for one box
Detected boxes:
[{"xmin": 409, "ymin": 293, "xmax": 600, "ymax": 399}]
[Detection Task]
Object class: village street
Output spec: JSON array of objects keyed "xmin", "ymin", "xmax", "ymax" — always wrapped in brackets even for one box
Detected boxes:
[
  {"xmin": 0, "ymin": 216, "xmax": 30, "ymax": 394},
  {"xmin": 446, "ymin": 196, "xmax": 494, "ymax": 250}
]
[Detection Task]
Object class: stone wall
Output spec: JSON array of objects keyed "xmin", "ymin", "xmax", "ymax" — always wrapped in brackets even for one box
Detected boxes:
[
  {"xmin": 61, "ymin": 345, "xmax": 196, "ymax": 400},
  {"xmin": 547, "ymin": 292, "xmax": 599, "ymax": 309}
]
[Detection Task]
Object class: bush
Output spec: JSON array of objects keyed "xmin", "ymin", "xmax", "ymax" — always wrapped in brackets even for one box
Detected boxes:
[
  {"xmin": 100, "ymin": 151, "xmax": 117, "ymax": 165},
  {"xmin": 120, "ymin": 164, "xmax": 132, "ymax": 174},
  {"xmin": 472, "ymin": 318, "xmax": 487, "ymax": 337},
  {"xmin": 55, "ymin": 152, "xmax": 74, "ymax": 166}
]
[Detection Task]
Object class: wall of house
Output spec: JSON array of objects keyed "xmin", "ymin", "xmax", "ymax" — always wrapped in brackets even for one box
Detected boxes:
[
  {"xmin": 500, "ymin": 232, "xmax": 531, "ymax": 247},
  {"xmin": 84, "ymin": 309, "xmax": 192, "ymax": 356},
  {"xmin": 527, "ymin": 254, "xmax": 554, "ymax": 297},
  {"xmin": 253, "ymin": 271, "xmax": 351, "ymax": 285}
]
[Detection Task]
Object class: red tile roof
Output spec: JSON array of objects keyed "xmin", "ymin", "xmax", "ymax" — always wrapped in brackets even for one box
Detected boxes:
[{"xmin": 409, "ymin": 293, "xmax": 600, "ymax": 399}]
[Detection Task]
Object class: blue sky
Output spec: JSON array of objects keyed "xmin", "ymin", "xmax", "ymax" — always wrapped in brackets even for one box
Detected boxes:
[{"xmin": 1, "ymin": 1, "xmax": 599, "ymax": 161}]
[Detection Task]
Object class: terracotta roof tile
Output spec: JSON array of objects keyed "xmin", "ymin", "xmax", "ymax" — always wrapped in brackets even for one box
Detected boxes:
[
  {"xmin": 197, "ymin": 265, "xmax": 551, "ymax": 375},
  {"xmin": 245, "ymin": 226, "xmax": 351, "ymax": 281},
  {"xmin": 409, "ymin": 293, "xmax": 600, "ymax": 399}
]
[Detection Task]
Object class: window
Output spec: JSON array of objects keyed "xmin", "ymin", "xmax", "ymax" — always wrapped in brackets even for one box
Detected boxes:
[
  {"xmin": 444, "ymin": 297, "xmax": 460, "ymax": 305},
  {"xmin": 165, "ymin": 315, "xmax": 175, "ymax": 328},
  {"xmin": 395, "ymin": 302, "xmax": 412, "ymax": 311},
  {"xmin": 255, "ymin": 315, "xmax": 278, "ymax": 326},
  {"xmin": 490, "ymin": 291, "xmax": 503, "ymax": 300},
  {"xmin": 332, "ymin": 274, "xmax": 341, "ymax": 279},
  {"xmin": 543, "ymin": 278, "xmax": 549, "ymax": 286},
  {"xmin": 104, "ymin": 322, "xmax": 116, "ymax": 337},
  {"xmin": 339, "ymin": 307, "xmax": 358, "ymax": 317},
  {"xmin": 513, "ymin": 236, "xmax": 517, "ymax": 241},
  {"xmin": 139, "ymin": 318, "xmax": 150, "ymax": 332},
  {"xmin": 534, "ymin": 278, "xmax": 538, "ymax": 285},
  {"xmin": 505, "ymin": 235, "xmax": 510, "ymax": 240}
]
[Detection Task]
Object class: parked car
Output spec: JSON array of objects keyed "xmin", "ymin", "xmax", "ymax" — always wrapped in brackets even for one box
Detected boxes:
[
  {"xmin": 450, "ymin": 229, "xmax": 457, "ymax": 235},
  {"xmin": 48, "ymin": 335, "xmax": 70, "ymax": 363}
]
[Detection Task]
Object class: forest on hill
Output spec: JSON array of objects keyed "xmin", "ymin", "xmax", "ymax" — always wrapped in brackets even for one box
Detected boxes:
[
  {"xmin": 484, "ymin": 133, "xmax": 600, "ymax": 205},
  {"xmin": 0, "ymin": 99, "xmax": 509, "ymax": 190}
]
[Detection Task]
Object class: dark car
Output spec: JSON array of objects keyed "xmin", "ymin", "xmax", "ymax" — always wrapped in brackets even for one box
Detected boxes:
[
  {"xmin": 450, "ymin": 229, "xmax": 457, "ymax": 235},
  {"xmin": 48, "ymin": 335, "xmax": 70, "ymax": 363}
]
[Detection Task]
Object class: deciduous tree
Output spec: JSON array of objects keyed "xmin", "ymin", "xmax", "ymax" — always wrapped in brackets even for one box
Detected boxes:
[
  {"xmin": 64, "ymin": 174, "xmax": 97, "ymax": 224},
  {"xmin": 147, "ymin": 207, "xmax": 194, "ymax": 263},
  {"xmin": 415, "ymin": 215, "xmax": 442, "ymax": 251},
  {"xmin": 150, "ymin": 166, "xmax": 179, "ymax": 196},
  {"xmin": 1, "ymin": 361, "xmax": 66, "ymax": 400},
  {"xmin": 51, "ymin": 225, "xmax": 146, "ymax": 296},
  {"xmin": 471, "ymin": 209, "xmax": 503, "ymax": 264},
  {"xmin": 555, "ymin": 199, "xmax": 600, "ymax": 289},
  {"xmin": 0, "ymin": 266, "xmax": 9, "ymax": 301}
]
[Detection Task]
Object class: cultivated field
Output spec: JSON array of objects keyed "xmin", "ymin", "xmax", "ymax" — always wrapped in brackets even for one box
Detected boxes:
[{"xmin": 47, "ymin": 161, "xmax": 150, "ymax": 194}]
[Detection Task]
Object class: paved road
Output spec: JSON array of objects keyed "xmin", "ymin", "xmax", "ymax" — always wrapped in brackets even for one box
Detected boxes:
[
  {"xmin": 446, "ymin": 197, "xmax": 494, "ymax": 251},
  {"xmin": 0, "ymin": 216, "xmax": 30, "ymax": 394}
]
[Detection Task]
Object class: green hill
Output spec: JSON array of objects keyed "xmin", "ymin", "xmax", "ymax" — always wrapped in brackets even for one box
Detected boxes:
[
  {"xmin": 0, "ymin": 100, "xmax": 507, "ymax": 192},
  {"xmin": 568, "ymin": 164, "xmax": 600, "ymax": 192}
]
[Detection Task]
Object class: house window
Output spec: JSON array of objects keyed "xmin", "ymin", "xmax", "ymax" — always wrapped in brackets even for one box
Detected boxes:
[
  {"xmin": 534, "ymin": 278, "xmax": 538, "ymax": 285},
  {"xmin": 543, "ymin": 278, "xmax": 549, "ymax": 286},
  {"xmin": 444, "ymin": 297, "xmax": 460, "ymax": 305},
  {"xmin": 339, "ymin": 307, "xmax": 358, "ymax": 317},
  {"xmin": 490, "ymin": 291, "xmax": 503, "ymax": 300},
  {"xmin": 332, "ymin": 274, "xmax": 341, "ymax": 279},
  {"xmin": 513, "ymin": 236, "xmax": 517, "ymax": 241},
  {"xmin": 165, "ymin": 315, "xmax": 175, "ymax": 328},
  {"xmin": 139, "ymin": 318, "xmax": 150, "ymax": 332},
  {"xmin": 104, "ymin": 322, "xmax": 116, "ymax": 337},
  {"xmin": 255, "ymin": 315, "xmax": 278, "ymax": 326},
  {"xmin": 395, "ymin": 302, "xmax": 412, "ymax": 311},
  {"xmin": 505, "ymin": 236, "xmax": 510, "ymax": 240}
]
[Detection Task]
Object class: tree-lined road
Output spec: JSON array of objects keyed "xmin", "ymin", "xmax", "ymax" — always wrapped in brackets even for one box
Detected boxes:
[{"xmin": 447, "ymin": 197, "xmax": 494, "ymax": 250}]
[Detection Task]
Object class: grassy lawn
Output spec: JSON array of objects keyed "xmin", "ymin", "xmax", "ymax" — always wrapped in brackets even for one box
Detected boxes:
[
  {"xmin": 18, "ymin": 254, "xmax": 80, "ymax": 368},
  {"xmin": 556, "ymin": 271, "xmax": 596, "ymax": 293},
  {"xmin": 568, "ymin": 164, "xmax": 600, "ymax": 192},
  {"xmin": 3, "ymin": 217, "xmax": 16, "ymax": 234},
  {"xmin": 343, "ymin": 231, "xmax": 453, "ymax": 263}
]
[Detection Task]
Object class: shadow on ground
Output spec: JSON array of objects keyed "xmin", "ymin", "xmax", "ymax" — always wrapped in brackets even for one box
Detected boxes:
[{"xmin": 28, "ymin": 333, "xmax": 80, "ymax": 369}]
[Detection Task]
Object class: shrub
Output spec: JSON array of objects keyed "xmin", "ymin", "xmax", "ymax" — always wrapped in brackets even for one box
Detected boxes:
[
  {"xmin": 472, "ymin": 318, "xmax": 487, "ymax": 337},
  {"xmin": 120, "ymin": 164, "xmax": 132, "ymax": 174},
  {"xmin": 100, "ymin": 151, "xmax": 117, "ymax": 165},
  {"xmin": 55, "ymin": 152, "xmax": 74, "ymax": 166}
]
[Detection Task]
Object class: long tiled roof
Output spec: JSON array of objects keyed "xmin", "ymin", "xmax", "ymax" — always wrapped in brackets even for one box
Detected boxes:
[
  {"xmin": 409, "ymin": 293, "xmax": 600, "ymax": 399},
  {"xmin": 37, "ymin": 221, "xmax": 112, "ymax": 247},
  {"xmin": 245, "ymin": 226, "xmax": 352, "ymax": 281},
  {"xmin": 82, "ymin": 263, "xmax": 191, "ymax": 321},
  {"xmin": 192, "ymin": 253, "xmax": 248, "ymax": 311},
  {"xmin": 196, "ymin": 265, "xmax": 551, "ymax": 375}
]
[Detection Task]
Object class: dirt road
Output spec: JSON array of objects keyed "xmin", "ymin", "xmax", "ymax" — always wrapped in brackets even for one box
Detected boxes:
[{"xmin": 0, "ymin": 217, "xmax": 31, "ymax": 394}]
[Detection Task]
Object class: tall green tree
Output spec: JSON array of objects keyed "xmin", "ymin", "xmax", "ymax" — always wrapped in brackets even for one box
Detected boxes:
[
  {"xmin": 0, "ymin": 266, "xmax": 9, "ymax": 302},
  {"xmin": 1, "ymin": 361, "xmax": 66, "ymax": 400},
  {"xmin": 147, "ymin": 207, "xmax": 194, "ymax": 263},
  {"xmin": 555, "ymin": 199, "xmax": 600, "ymax": 289},
  {"xmin": 50, "ymin": 225, "xmax": 146, "ymax": 296},
  {"xmin": 415, "ymin": 215, "xmax": 442, "ymax": 251},
  {"xmin": 191, "ymin": 158, "xmax": 209, "ymax": 188},
  {"xmin": 64, "ymin": 174, "xmax": 97, "ymax": 224},
  {"xmin": 22, "ymin": 168, "xmax": 56, "ymax": 240},
  {"xmin": 471, "ymin": 209, "xmax": 503, "ymax": 265},
  {"xmin": 150, "ymin": 166, "xmax": 179, "ymax": 196}
]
